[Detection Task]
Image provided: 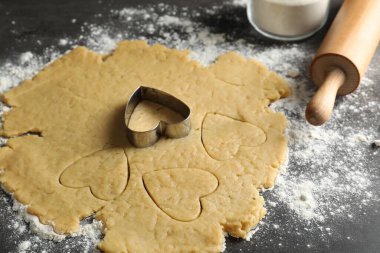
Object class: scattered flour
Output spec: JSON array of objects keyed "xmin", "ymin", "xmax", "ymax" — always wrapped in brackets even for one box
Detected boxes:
[
  {"xmin": 0, "ymin": 0, "xmax": 378, "ymax": 252},
  {"xmin": 352, "ymin": 133, "xmax": 369, "ymax": 143},
  {"xmin": 230, "ymin": 0, "xmax": 247, "ymax": 6},
  {"xmin": 289, "ymin": 181, "xmax": 318, "ymax": 220},
  {"xmin": 157, "ymin": 15, "xmax": 193, "ymax": 26},
  {"xmin": 18, "ymin": 240, "xmax": 31, "ymax": 252},
  {"xmin": 245, "ymin": 225, "xmax": 260, "ymax": 241},
  {"xmin": 19, "ymin": 52, "xmax": 34, "ymax": 65},
  {"xmin": 286, "ymin": 68, "xmax": 300, "ymax": 78},
  {"xmin": 58, "ymin": 39, "xmax": 69, "ymax": 46}
]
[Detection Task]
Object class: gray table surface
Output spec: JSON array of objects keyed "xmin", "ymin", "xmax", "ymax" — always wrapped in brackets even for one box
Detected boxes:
[{"xmin": 0, "ymin": 0, "xmax": 379, "ymax": 252}]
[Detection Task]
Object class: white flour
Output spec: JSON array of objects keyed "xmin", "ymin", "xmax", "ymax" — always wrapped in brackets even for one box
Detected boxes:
[
  {"xmin": 18, "ymin": 240, "xmax": 31, "ymax": 252},
  {"xmin": 247, "ymin": 0, "xmax": 329, "ymax": 38},
  {"xmin": 0, "ymin": 0, "xmax": 379, "ymax": 251}
]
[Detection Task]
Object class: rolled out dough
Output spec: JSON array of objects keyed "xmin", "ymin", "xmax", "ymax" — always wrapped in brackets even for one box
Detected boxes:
[{"xmin": 0, "ymin": 41, "xmax": 290, "ymax": 252}]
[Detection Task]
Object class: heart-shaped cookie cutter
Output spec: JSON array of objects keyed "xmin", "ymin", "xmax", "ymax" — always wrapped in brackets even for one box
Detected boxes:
[{"xmin": 125, "ymin": 86, "xmax": 191, "ymax": 148}]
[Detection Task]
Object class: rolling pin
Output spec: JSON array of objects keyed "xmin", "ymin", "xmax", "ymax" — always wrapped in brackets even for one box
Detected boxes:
[{"xmin": 306, "ymin": 0, "xmax": 380, "ymax": 126}]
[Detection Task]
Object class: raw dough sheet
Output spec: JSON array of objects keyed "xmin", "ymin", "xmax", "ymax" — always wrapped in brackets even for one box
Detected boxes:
[{"xmin": 0, "ymin": 40, "xmax": 290, "ymax": 252}]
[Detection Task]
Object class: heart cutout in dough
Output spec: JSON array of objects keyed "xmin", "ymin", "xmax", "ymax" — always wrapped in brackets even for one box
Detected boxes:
[
  {"xmin": 143, "ymin": 168, "xmax": 218, "ymax": 222},
  {"xmin": 202, "ymin": 113, "xmax": 267, "ymax": 160},
  {"xmin": 60, "ymin": 148, "xmax": 129, "ymax": 201}
]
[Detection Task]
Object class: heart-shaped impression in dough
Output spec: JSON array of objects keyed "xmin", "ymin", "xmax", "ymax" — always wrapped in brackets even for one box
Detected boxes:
[
  {"xmin": 60, "ymin": 148, "xmax": 129, "ymax": 201},
  {"xmin": 202, "ymin": 113, "xmax": 267, "ymax": 160},
  {"xmin": 143, "ymin": 168, "xmax": 218, "ymax": 222}
]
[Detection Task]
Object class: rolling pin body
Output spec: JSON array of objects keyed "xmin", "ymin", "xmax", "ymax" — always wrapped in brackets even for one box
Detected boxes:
[{"xmin": 306, "ymin": 0, "xmax": 380, "ymax": 125}]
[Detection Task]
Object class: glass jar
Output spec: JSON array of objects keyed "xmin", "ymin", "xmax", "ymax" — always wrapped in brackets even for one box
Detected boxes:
[{"xmin": 247, "ymin": 0, "xmax": 330, "ymax": 41}]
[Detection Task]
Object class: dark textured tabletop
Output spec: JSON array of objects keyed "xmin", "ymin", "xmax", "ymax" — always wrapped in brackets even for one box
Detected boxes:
[{"xmin": 0, "ymin": 0, "xmax": 379, "ymax": 252}]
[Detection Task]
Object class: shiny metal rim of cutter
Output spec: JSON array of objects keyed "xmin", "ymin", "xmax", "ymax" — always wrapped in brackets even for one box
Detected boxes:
[{"xmin": 124, "ymin": 86, "xmax": 191, "ymax": 148}]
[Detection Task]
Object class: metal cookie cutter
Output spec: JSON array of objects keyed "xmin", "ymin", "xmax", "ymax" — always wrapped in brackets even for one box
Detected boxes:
[{"xmin": 125, "ymin": 86, "xmax": 191, "ymax": 148}]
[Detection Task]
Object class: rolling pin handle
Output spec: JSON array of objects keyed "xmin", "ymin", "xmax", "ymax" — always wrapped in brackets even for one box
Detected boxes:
[{"xmin": 305, "ymin": 68, "xmax": 346, "ymax": 126}]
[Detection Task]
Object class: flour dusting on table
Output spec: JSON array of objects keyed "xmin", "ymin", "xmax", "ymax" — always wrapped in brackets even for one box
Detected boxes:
[{"xmin": 0, "ymin": 0, "xmax": 379, "ymax": 252}]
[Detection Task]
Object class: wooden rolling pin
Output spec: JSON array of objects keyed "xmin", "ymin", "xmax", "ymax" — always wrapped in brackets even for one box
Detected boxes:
[{"xmin": 306, "ymin": 0, "xmax": 380, "ymax": 126}]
